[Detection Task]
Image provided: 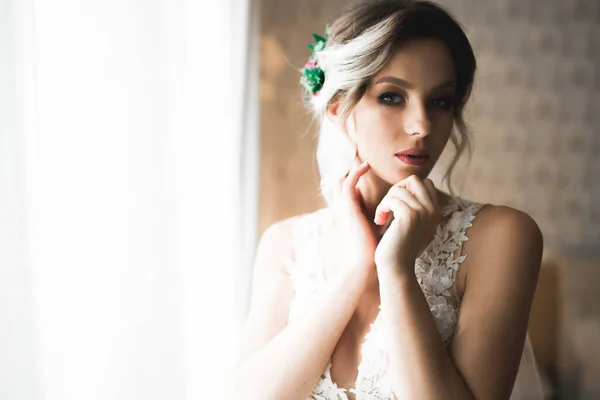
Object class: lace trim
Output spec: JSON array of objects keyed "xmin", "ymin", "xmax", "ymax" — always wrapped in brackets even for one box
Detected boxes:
[{"xmin": 289, "ymin": 197, "xmax": 485, "ymax": 399}]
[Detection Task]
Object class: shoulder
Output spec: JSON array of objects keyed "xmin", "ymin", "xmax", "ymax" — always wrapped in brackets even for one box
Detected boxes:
[
  {"xmin": 260, "ymin": 209, "xmax": 327, "ymax": 243},
  {"xmin": 259, "ymin": 216, "xmax": 298, "ymax": 248},
  {"xmin": 463, "ymin": 203, "xmax": 543, "ymax": 282},
  {"xmin": 256, "ymin": 216, "xmax": 298, "ymax": 269},
  {"xmin": 470, "ymin": 204, "xmax": 543, "ymax": 250},
  {"xmin": 256, "ymin": 209, "xmax": 327, "ymax": 271}
]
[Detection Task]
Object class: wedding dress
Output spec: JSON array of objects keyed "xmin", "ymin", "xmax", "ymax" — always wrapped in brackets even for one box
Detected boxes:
[{"xmin": 285, "ymin": 196, "xmax": 546, "ymax": 399}]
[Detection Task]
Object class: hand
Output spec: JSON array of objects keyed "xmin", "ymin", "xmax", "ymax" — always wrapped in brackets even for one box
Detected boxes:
[
  {"xmin": 323, "ymin": 160, "xmax": 378, "ymax": 286},
  {"xmin": 373, "ymin": 175, "xmax": 441, "ymax": 274}
]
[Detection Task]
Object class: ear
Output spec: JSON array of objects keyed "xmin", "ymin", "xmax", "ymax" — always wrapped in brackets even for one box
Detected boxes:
[{"xmin": 325, "ymin": 101, "xmax": 340, "ymax": 125}]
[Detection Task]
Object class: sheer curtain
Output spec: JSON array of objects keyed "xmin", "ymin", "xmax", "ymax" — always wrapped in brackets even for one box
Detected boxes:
[{"xmin": 0, "ymin": 0, "xmax": 257, "ymax": 399}]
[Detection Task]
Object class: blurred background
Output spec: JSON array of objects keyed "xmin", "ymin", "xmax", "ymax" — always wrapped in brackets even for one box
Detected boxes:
[
  {"xmin": 1, "ymin": 0, "xmax": 256, "ymax": 399},
  {"xmin": 258, "ymin": 0, "xmax": 599, "ymax": 399},
  {"xmin": 0, "ymin": 0, "xmax": 598, "ymax": 399}
]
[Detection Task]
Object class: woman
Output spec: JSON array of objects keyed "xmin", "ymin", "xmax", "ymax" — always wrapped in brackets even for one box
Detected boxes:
[{"xmin": 234, "ymin": 1, "xmax": 545, "ymax": 399}]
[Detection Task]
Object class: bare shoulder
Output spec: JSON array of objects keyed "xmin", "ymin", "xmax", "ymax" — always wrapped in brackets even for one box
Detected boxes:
[
  {"xmin": 462, "ymin": 203, "xmax": 543, "ymax": 283},
  {"xmin": 256, "ymin": 215, "xmax": 299, "ymax": 271},
  {"xmin": 468, "ymin": 203, "xmax": 543, "ymax": 250},
  {"xmin": 256, "ymin": 209, "xmax": 326, "ymax": 269}
]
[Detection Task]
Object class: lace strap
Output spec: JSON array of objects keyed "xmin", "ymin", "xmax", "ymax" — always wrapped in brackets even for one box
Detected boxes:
[
  {"xmin": 456, "ymin": 200, "xmax": 487, "ymax": 248},
  {"xmin": 447, "ymin": 199, "xmax": 487, "ymax": 301}
]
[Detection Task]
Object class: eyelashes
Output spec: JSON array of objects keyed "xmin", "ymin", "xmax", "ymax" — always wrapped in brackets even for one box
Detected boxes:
[
  {"xmin": 378, "ymin": 93, "xmax": 405, "ymax": 105},
  {"xmin": 431, "ymin": 97, "xmax": 455, "ymax": 110},
  {"xmin": 377, "ymin": 92, "xmax": 455, "ymax": 110}
]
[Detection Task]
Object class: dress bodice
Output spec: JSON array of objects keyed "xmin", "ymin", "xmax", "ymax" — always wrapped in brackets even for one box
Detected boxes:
[{"xmin": 284, "ymin": 196, "xmax": 487, "ymax": 399}]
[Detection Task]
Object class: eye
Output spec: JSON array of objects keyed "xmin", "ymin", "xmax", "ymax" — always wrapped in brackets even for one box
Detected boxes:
[
  {"xmin": 378, "ymin": 92, "xmax": 405, "ymax": 105},
  {"xmin": 431, "ymin": 97, "xmax": 455, "ymax": 110}
]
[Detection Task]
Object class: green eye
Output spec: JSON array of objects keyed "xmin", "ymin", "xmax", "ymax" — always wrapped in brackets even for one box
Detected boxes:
[{"xmin": 378, "ymin": 93, "xmax": 404, "ymax": 105}]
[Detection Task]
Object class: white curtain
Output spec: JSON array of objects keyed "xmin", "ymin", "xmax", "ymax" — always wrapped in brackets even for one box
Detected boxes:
[{"xmin": 0, "ymin": 0, "xmax": 258, "ymax": 398}]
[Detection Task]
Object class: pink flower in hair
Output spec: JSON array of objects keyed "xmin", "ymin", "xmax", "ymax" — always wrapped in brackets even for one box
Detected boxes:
[{"xmin": 304, "ymin": 58, "xmax": 318, "ymax": 70}]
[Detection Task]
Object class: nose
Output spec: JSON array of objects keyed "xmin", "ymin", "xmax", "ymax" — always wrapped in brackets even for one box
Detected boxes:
[{"xmin": 403, "ymin": 102, "xmax": 431, "ymax": 137}]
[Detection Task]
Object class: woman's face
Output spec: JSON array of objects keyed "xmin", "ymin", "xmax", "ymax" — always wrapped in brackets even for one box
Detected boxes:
[{"xmin": 348, "ymin": 38, "xmax": 457, "ymax": 185}]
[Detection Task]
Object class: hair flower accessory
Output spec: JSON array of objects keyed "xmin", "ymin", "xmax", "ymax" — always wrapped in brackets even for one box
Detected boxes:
[{"xmin": 300, "ymin": 25, "xmax": 330, "ymax": 96}]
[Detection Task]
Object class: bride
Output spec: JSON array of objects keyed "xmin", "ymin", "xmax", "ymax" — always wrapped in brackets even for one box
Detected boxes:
[{"xmin": 234, "ymin": 0, "xmax": 545, "ymax": 398}]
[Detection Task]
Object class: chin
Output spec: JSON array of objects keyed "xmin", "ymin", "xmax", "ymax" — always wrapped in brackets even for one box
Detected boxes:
[
  {"xmin": 380, "ymin": 170, "xmax": 414, "ymax": 185},
  {"xmin": 385, "ymin": 167, "xmax": 430, "ymax": 184},
  {"xmin": 369, "ymin": 159, "xmax": 433, "ymax": 184}
]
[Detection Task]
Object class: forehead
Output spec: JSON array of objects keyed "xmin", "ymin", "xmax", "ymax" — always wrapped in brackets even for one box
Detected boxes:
[{"xmin": 375, "ymin": 38, "xmax": 456, "ymax": 86}]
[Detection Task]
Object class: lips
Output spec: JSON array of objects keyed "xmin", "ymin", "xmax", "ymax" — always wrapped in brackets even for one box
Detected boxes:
[
  {"xmin": 396, "ymin": 154, "xmax": 429, "ymax": 166},
  {"xmin": 396, "ymin": 149, "xmax": 430, "ymax": 157},
  {"xmin": 395, "ymin": 149, "xmax": 430, "ymax": 166}
]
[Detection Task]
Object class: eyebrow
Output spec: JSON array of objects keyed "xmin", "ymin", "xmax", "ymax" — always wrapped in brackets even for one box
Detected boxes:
[{"xmin": 374, "ymin": 76, "xmax": 456, "ymax": 91}]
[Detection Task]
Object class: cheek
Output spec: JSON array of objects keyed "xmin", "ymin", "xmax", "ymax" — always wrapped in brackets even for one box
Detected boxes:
[
  {"xmin": 436, "ymin": 112, "xmax": 454, "ymax": 131},
  {"xmin": 431, "ymin": 116, "xmax": 454, "ymax": 149},
  {"xmin": 353, "ymin": 108, "xmax": 398, "ymax": 152}
]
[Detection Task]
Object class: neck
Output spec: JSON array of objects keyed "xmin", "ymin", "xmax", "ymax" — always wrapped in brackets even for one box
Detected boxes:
[
  {"xmin": 359, "ymin": 176, "xmax": 390, "ymax": 221},
  {"xmin": 355, "ymin": 170, "xmax": 394, "ymax": 238}
]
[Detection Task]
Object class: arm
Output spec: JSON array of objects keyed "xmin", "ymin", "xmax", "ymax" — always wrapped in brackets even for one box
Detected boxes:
[
  {"xmin": 378, "ymin": 206, "xmax": 543, "ymax": 399},
  {"xmin": 233, "ymin": 218, "xmax": 368, "ymax": 400}
]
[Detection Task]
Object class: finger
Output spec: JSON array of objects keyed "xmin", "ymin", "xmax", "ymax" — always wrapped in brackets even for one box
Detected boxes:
[
  {"xmin": 397, "ymin": 175, "xmax": 435, "ymax": 214},
  {"xmin": 335, "ymin": 173, "xmax": 348, "ymax": 202},
  {"xmin": 337, "ymin": 167, "xmax": 353, "ymax": 190},
  {"xmin": 385, "ymin": 197, "xmax": 411, "ymax": 221},
  {"xmin": 342, "ymin": 161, "xmax": 370, "ymax": 199},
  {"xmin": 335, "ymin": 161, "xmax": 366, "ymax": 203},
  {"xmin": 422, "ymin": 179, "xmax": 439, "ymax": 209},
  {"xmin": 374, "ymin": 187, "xmax": 421, "ymax": 225},
  {"xmin": 381, "ymin": 209, "xmax": 394, "ymax": 232},
  {"xmin": 374, "ymin": 198, "xmax": 393, "ymax": 225},
  {"xmin": 386, "ymin": 186, "xmax": 422, "ymax": 210}
]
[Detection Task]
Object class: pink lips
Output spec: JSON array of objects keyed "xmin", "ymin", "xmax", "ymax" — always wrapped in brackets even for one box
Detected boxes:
[{"xmin": 395, "ymin": 149, "xmax": 430, "ymax": 166}]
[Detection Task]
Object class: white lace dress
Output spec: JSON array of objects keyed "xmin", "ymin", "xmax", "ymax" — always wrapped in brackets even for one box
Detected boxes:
[{"xmin": 285, "ymin": 196, "xmax": 545, "ymax": 400}]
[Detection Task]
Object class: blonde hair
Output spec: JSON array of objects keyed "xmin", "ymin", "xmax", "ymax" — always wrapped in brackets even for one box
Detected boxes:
[{"xmin": 302, "ymin": 0, "xmax": 477, "ymax": 205}]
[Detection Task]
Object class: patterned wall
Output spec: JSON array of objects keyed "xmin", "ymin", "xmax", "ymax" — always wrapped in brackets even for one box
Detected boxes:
[{"xmin": 259, "ymin": 0, "xmax": 600, "ymax": 254}]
